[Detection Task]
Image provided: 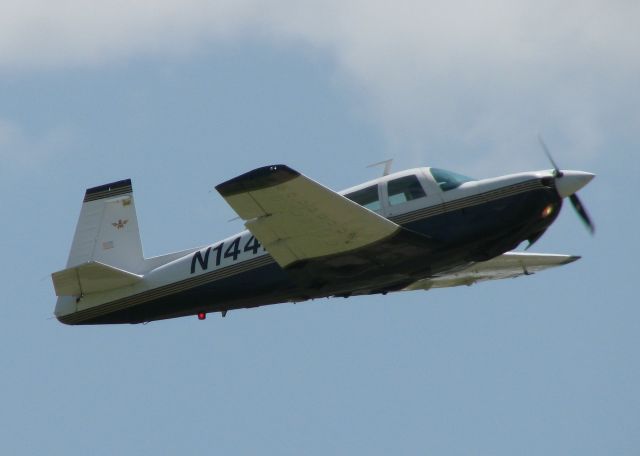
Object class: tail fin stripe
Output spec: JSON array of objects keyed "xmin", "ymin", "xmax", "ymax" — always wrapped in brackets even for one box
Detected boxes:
[{"xmin": 84, "ymin": 179, "xmax": 132, "ymax": 202}]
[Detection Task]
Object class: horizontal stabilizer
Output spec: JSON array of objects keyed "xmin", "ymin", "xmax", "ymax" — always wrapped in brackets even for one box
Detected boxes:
[{"xmin": 52, "ymin": 261, "xmax": 142, "ymax": 297}]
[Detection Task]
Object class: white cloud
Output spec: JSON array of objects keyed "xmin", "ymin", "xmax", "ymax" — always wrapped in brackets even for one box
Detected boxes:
[{"xmin": 1, "ymin": 0, "xmax": 638, "ymax": 172}]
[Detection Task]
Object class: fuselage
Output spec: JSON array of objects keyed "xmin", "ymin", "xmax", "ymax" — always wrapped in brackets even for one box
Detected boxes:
[{"xmin": 56, "ymin": 167, "xmax": 563, "ymax": 324}]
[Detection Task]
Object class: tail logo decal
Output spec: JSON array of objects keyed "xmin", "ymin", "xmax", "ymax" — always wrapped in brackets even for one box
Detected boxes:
[{"xmin": 112, "ymin": 219, "xmax": 129, "ymax": 230}]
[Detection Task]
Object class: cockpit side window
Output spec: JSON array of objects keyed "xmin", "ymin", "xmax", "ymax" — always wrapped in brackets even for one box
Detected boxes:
[
  {"xmin": 387, "ymin": 175, "xmax": 426, "ymax": 206},
  {"xmin": 345, "ymin": 185, "xmax": 381, "ymax": 211},
  {"xmin": 430, "ymin": 168, "xmax": 475, "ymax": 191}
]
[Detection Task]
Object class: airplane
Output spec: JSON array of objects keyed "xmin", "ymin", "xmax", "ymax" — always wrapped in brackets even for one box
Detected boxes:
[{"xmin": 51, "ymin": 157, "xmax": 594, "ymax": 325}]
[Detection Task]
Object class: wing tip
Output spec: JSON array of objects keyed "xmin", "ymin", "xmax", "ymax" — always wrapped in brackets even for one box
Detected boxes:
[
  {"xmin": 565, "ymin": 255, "xmax": 581, "ymax": 264},
  {"xmin": 216, "ymin": 164, "xmax": 299, "ymax": 197}
]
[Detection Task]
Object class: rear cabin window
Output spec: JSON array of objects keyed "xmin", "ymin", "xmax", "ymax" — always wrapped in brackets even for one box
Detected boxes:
[
  {"xmin": 387, "ymin": 175, "xmax": 426, "ymax": 206},
  {"xmin": 345, "ymin": 185, "xmax": 381, "ymax": 211}
]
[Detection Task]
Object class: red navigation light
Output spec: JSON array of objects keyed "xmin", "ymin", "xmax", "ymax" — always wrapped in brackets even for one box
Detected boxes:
[
  {"xmin": 541, "ymin": 204, "xmax": 555, "ymax": 218},
  {"xmin": 197, "ymin": 312, "xmax": 206, "ymax": 320}
]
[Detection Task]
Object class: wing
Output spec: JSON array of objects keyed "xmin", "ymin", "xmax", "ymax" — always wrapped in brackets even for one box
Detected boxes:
[
  {"xmin": 216, "ymin": 165, "xmax": 403, "ymax": 267},
  {"xmin": 403, "ymin": 252, "xmax": 580, "ymax": 291},
  {"xmin": 216, "ymin": 165, "xmax": 438, "ymax": 291}
]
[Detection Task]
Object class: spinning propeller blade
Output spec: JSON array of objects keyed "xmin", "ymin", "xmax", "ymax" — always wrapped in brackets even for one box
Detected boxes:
[
  {"xmin": 569, "ymin": 194, "xmax": 595, "ymax": 234},
  {"xmin": 538, "ymin": 135, "xmax": 563, "ymax": 177}
]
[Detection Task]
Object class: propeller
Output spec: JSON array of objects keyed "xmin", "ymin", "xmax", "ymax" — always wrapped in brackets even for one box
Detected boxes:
[
  {"xmin": 538, "ymin": 135, "xmax": 563, "ymax": 178},
  {"xmin": 569, "ymin": 193, "xmax": 595, "ymax": 234},
  {"xmin": 538, "ymin": 135, "xmax": 595, "ymax": 234}
]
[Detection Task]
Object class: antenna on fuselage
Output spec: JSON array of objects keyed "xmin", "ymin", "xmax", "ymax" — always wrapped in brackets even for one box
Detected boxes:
[{"xmin": 367, "ymin": 158, "xmax": 394, "ymax": 176}]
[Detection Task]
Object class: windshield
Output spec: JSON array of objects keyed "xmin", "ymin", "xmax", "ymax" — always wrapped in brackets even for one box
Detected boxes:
[{"xmin": 430, "ymin": 168, "xmax": 475, "ymax": 191}]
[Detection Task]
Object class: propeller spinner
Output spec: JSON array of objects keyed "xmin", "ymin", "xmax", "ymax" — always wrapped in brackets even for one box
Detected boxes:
[{"xmin": 538, "ymin": 136, "xmax": 596, "ymax": 234}]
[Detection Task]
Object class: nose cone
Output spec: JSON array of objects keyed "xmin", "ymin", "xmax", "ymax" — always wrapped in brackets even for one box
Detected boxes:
[{"xmin": 555, "ymin": 170, "xmax": 595, "ymax": 198}]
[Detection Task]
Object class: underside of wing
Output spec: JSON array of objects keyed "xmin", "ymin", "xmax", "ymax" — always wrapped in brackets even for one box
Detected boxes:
[
  {"xmin": 216, "ymin": 165, "xmax": 405, "ymax": 267},
  {"xmin": 216, "ymin": 165, "xmax": 439, "ymax": 293},
  {"xmin": 403, "ymin": 252, "xmax": 580, "ymax": 291}
]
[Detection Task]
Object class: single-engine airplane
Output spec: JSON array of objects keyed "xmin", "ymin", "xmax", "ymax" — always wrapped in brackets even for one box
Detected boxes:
[{"xmin": 52, "ymin": 157, "xmax": 594, "ymax": 325}]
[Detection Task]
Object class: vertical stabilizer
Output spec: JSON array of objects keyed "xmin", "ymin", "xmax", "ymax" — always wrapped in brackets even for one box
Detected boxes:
[{"xmin": 66, "ymin": 179, "xmax": 146, "ymax": 273}]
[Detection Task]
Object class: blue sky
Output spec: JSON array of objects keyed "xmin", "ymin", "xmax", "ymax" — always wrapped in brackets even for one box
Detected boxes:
[{"xmin": 1, "ymin": 2, "xmax": 639, "ymax": 454}]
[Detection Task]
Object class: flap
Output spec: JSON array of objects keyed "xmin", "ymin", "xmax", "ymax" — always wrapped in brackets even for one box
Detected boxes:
[
  {"xmin": 404, "ymin": 252, "xmax": 580, "ymax": 290},
  {"xmin": 52, "ymin": 261, "xmax": 142, "ymax": 296},
  {"xmin": 216, "ymin": 165, "xmax": 401, "ymax": 267}
]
